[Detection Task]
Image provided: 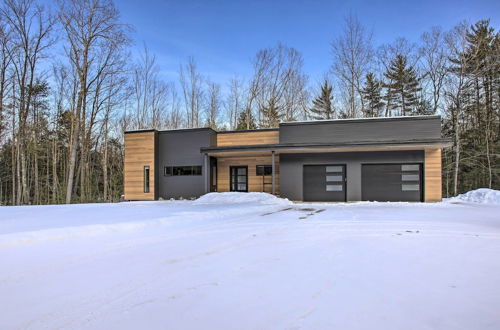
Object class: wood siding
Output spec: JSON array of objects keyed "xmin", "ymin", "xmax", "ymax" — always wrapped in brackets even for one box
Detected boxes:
[
  {"xmin": 217, "ymin": 155, "xmax": 280, "ymax": 194},
  {"xmin": 424, "ymin": 148, "xmax": 442, "ymax": 202},
  {"xmin": 216, "ymin": 130, "xmax": 279, "ymax": 146},
  {"xmin": 124, "ymin": 131, "xmax": 156, "ymax": 200}
]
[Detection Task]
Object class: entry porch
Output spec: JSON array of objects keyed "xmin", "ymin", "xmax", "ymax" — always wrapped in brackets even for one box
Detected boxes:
[{"xmin": 203, "ymin": 151, "xmax": 279, "ymax": 195}]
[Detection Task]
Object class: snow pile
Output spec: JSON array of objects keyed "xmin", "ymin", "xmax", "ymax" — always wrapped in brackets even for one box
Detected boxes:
[
  {"xmin": 194, "ymin": 192, "xmax": 291, "ymax": 206},
  {"xmin": 446, "ymin": 188, "xmax": 500, "ymax": 205}
]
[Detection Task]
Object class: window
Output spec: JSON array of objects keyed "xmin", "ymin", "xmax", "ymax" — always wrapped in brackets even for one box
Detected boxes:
[
  {"xmin": 326, "ymin": 185, "xmax": 343, "ymax": 191},
  {"xmin": 164, "ymin": 166, "xmax": 172, "ymax": 176},
  {"xmin": 402, "ymin": 174, "xmax": 419, "ymax": 181},
  {"xmin": 326, "ymin": 175, "xmax": 343, "ymax": 182},
  {"xmin": 326, "ymin": 166, "xmax": 343, "ymax": 173},
  {"xmin": 144, "ymin": 166, "xmax": 150, "ymax": 193},
  {"xmin": 164, "ymin": 165, "xmax": 202, "ymax": 176},
  {"xmin": 402, "ymin": 184, "xmax": 419, "ymax": 191},
  {"xmin": 256, "ymin": 165, "xmax": 273, "ymax": 176},
  {"xmin": 402, "ymin": 164, "xmax": 420, "ymax": 171}
]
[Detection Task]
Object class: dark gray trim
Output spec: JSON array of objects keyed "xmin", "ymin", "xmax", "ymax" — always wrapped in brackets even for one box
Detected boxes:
[
  {"xmin": 272, "ymin": 151, "xmax": 276, "ymax": 194},
  {"xmin": 126, "ymin": 127, "xmax": 216, "ymax": 135},
  {"xmin": 154, "ymin": 131, "xmax": 159, "ymax": 200},
  {"xmin": 217, "ymin": 128, "xmax": 279, "ymax": 134},
  {"xmin": 204, "ymin": 153, "xmax": 209, "ymax": 193},
  {"xmin": 280, "ymin": 115, "xmax": 441, "ymax": 127},
  {"xmin": 157, "ymin": 127, "xmax": 216, "ymax": 134},
  {"xmin": 124, "ymin": 129, "xmax": 157, "ymax": 134}
]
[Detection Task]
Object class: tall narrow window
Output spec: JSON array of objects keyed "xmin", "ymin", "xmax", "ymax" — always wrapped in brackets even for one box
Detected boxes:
[{"xmin": 144, "ymin": 166, "xmax": 150, "ymax": 193}]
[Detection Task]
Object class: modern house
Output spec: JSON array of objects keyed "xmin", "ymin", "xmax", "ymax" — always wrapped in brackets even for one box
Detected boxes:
[{"xmin": 124, "ymin": 115, "xmax": 451, "ymax": 202}]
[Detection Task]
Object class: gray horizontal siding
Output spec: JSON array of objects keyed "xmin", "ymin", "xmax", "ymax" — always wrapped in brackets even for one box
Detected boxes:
[
  {"xmin": 280, "ymin": 117, "xmax": 441, "ymax": 144},
  {"xmin": 157, "ymin": 129, "xmax": 215, "ymax": 199}
]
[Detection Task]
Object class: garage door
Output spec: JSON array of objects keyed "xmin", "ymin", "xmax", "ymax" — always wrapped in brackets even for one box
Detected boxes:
[
  {"xmin": 303, "ymin": 165, "xmax": 346, "ymax": 202},
  {"xmin": 361, "ymin": 164, "xmax": 422, "ymax": 202}
]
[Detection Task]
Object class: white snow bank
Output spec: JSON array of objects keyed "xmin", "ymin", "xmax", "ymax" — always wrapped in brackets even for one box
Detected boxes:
[
  {"xmin": 194, "ymin": 192, "xmax": 292, "ymax": 206},
  {"xmin": 446, "ymin": 188, "xmax": 500, "ymax": 205}
]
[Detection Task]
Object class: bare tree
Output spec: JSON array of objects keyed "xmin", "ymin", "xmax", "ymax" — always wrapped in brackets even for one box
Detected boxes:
[
  {"xmin": 204, "ymin": 80, "xmax": 221, "ymax": 129},
  {"xmin": 331, "ymin": 14, "xmax": 373, "ymax": 118},
  {"xmin": 250, "ymin": 43, "xmax": 308, "ymax": 127},
  {"xmin": 225, "ymin": 77, "xmax": 245, "ymax": 130},
  {"xmin": 179, "ymin": 57, "xmax": 204, "ymax": 128},
  {"xmin": 444, "ymin": 22, "xmax": 471, "ymax": 196},
  {"xmin": 58, "ymin": 0, "xmax": 130, "ymax": 203},
  {"xmin": 420, "ymin": 26, "xmax": 449, "ymax": 114},
  {"xmin": 0, "ymin": 20, "xmax": 13, "ymax": 139},
  {"xmin": 2, "ymin": 0, "xmax": 55, "ymax": 204},
  {"xmin": 164, "ymin": 84, "xmax": 182, "ymax": 129}
]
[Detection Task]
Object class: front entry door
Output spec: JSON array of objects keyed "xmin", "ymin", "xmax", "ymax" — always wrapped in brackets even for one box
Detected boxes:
[{"xmin": 230, "ymin": 166, "xmax": 248, "ymax": 192}]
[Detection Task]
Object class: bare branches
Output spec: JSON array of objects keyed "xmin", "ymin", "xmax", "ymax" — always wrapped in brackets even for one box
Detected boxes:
[
  {"xmin": 331, "ymin": 14, "xmax": 373, "ymax": 118},
  {"xmin": 250, "ymin": 43, "xmax": 308, "ymax": 127},
  {"xmin": 179, "ymin": 57, "xmax": 204, "ymax": 128}
]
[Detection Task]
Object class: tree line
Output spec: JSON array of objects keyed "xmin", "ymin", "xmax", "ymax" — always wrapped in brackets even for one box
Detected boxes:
[{"xmin": 0, "ymin": 0, "xmax": 497, "ymax": 205}]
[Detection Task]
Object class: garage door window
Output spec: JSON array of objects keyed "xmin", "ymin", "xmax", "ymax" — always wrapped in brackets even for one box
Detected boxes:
[
  {"xmin": 401, "ymin": 164, "xmax": 420, "ymax": 192},
  {"xmin": 402, "ymin": 184, "xmax": 419, "ymax": 191},
  {"xmin": 326, "ymin": 175, "xmax": 343, "ymax": 182},
  {"xmin": 326, "ymin": 167, "xmax": 343, "ymax": 191},
  {"xmin": 326, "ymin": 185, "xmax": 343, "ymax": 191},
  {"xmin": 326, "ymin": 166, "xmax": 343, "ymax": 172},
  {"xmin": 402, "ymin": 174, "xmax": 419, "ymax": 181},
  {"xmin": 402, "ymin": 164, "xmax": 419, "ymax": 171}
]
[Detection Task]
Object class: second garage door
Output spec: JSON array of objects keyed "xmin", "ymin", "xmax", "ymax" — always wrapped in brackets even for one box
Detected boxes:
[{"xmin": 361, "ymin": 164, "xmax": 422, "ymax": 202}]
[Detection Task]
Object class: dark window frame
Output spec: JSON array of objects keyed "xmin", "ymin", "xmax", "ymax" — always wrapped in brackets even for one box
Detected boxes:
[
  {"xmin": 164, "ymin": 165, "xmax": 203, "ymax": 176},
  {"xmin": 256, "ymin": 165, "xmax": 273, "ymax": 176},
  {"xmin": 144, "ymin": 166, "xmax": 150, "ymax": 193},
  {"xmin": 230, "ymin": 166, "xmax": 248, "ymax": 192}
]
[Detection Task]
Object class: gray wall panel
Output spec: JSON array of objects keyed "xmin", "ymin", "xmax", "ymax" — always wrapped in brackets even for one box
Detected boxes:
[
  {"xmin": 280, "ymin": 117, "xmax": 441, "ymax": 144},
  {"xmin": 157, "ymin": 129, "xmax": 215, "ymax": 199},
  {"xmin": 279, "ymin": 150, "xmax": 424, "ymax": 201}
]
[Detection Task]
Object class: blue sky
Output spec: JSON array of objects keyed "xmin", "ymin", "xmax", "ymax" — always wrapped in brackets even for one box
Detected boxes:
[{"xmin": 116, "ymin": 0, "xmax": 499, "ymax": 86}]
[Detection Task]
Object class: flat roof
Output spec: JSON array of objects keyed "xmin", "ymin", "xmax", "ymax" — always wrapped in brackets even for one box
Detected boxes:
[
  {"xmin": 280, "ymin": 115, "xmax": 441, "ymax": 126},
  {"xmin": 125, "ymin": 115, "xmax": 442, "ymax": 134}
]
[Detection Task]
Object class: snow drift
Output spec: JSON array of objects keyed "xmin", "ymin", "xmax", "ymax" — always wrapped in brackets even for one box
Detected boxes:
[
  {"xmin": 446, "ymin": 188, "xmax": 500, "ymax": 205},
  {"xmin": 194, "ymin": 192, "xmax": 292, "ymax": 206}
]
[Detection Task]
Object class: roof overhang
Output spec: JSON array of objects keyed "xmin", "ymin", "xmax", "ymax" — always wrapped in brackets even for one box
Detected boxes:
[{"xmin": 201, "ymin": 138, "xmax": 452, "ymax": 157}]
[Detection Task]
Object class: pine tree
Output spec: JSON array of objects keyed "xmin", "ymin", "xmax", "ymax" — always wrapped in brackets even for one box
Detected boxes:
[
  {"xmin": 260, "ymin": 98, "xmax": 283, "ymax": 128},
  {"xmin": 384, "ymin": 55, "xmax": 422, "ymax": 116},
  {"xmin": 309, "ymin": 80, "xmax": 335, "ymax": 119},
  {"xmin": 361, "ymin": 73, "xmax": 384, "ymax": 117},
  {"xmin": 235, "ymin": 110, "xmax": 257, "ymax": 130}
]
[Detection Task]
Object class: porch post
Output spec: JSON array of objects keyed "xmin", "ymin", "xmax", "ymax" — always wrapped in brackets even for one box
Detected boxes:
[
  {"xmin": 204, "ymin": 153, "xmax": 209, "ymax": 194},
  {"xmin": 272, "ymin": 150, "xmax": 275, "ymax": 195}
]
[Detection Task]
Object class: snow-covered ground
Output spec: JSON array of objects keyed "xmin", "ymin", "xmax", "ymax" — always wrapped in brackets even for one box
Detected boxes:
[{"xmin": 1, "ymin": 191, "xmax": 500, "ymax": 330}]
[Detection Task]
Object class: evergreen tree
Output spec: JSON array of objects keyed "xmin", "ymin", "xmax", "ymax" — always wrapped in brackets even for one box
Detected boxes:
[
  {"xmin": 309, "ymin": 80, "xmax": 335, "ymax": 119},
  {"xmin": 235, "ymin": 110, "xmax": 257, "ymax": 130},
  {"xmin": 260, "ymin": 98, "xmax": 284, "ymax": 128},
  {"xmin": 361, "ymin": 73, "xmax": 384, "ymax": 117},
  {"xmin": 383, "ymin": 55, "xmax": 422, "ymax": 116}
]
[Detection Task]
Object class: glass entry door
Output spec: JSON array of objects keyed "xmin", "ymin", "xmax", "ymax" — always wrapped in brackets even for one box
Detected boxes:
[{"xmin": 230, "ymin": 166, "xmax": 248, "ymax": 192}]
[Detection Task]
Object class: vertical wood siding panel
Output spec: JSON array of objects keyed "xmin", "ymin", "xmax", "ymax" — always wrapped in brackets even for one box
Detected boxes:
[
  {"xmin": 425, "ymin": 148, "xmax": 442, "ymax": 202},
  {"xmin": 124, "ymin": 131, "xmax": 156, "ymax": 200}
]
